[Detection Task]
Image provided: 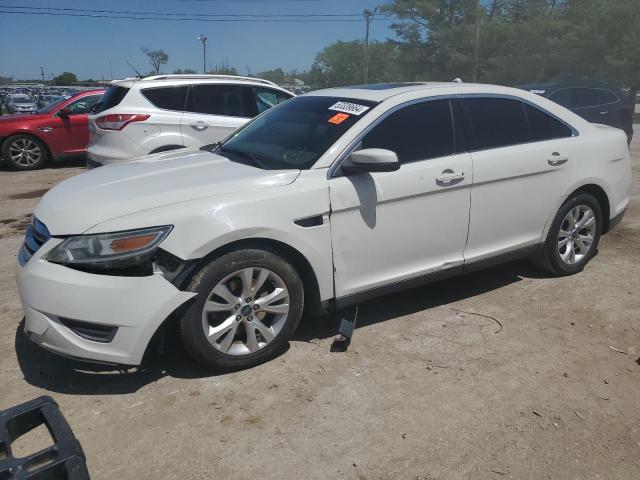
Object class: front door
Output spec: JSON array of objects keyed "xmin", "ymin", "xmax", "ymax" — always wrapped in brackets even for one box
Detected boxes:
[
  {"xmin": 50, "ymin": 94, "xmax": 102, "ymax": 155},
  {"xmin": 329, "ymin": 98, "xmax": 472, "ymax": 299}
]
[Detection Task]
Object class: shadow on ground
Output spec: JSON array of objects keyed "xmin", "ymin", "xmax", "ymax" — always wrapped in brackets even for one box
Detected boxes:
[
  {"xmin": 16, "ymin": 259, "xmax": 545, "ymax": 396},
  {"xmin": 0, "ymin": 156, "xmax": 86, "ymax": 172}
]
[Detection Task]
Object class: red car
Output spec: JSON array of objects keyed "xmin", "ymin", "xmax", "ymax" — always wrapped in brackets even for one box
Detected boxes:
[{"xmin": 0, "ymin": 89, "xmax": 104, "ymax": 170}]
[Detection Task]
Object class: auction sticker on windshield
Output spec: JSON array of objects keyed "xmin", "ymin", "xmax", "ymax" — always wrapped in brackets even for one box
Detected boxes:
[{"xmin": 329, "ymin": 101, "xmax": 370, "ymax": 116}]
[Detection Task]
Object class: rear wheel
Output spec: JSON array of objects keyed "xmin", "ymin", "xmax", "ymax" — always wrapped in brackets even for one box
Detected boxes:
[
  {"xmin": 535, "ymin": 193, "xmax": 602, "ymax": 275},
  {"xmin": 1, "ymin": 134, "xmax": 49, "ymax": 170},
  {"xmin": 179, "ymin": 248, "xmax": 304, "ymax": 371}
]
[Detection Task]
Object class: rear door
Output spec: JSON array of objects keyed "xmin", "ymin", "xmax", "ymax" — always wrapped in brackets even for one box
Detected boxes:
[
  {"xmin": 181, "ymin": 84, "xmax": 251, "ymax": 147},
  {"xmin": 461, "ymin": 96, "xmax": 576, "ymax": 262},
  {"xmin": 569, "ymin": 87, "xmax": 621, "ymax": 128}
]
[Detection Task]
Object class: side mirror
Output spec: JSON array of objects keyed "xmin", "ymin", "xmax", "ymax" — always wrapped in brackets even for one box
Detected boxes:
[
  {"xmin": 341, "ymin": 148, "xmax": 400, "ymax": 175},
  {"xmin": 57, "ymin": 108, "xmax": 71, "ymax": 118}
]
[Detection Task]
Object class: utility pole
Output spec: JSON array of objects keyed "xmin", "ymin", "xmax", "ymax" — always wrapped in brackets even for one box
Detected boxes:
[
  {"xmin": 40, "ymin": 66, "xmax": 45, "ymax": 89},
  {"xmin": 473, "ymin": 0, "xmax": 481, "ymax": 82},
  {"xmin": 197, "ymin": 34, "xmax": 208, "ymax": 74},
  {"xmin": 363, "ymin": 7, "xmax": 377, "ymax": 84}
]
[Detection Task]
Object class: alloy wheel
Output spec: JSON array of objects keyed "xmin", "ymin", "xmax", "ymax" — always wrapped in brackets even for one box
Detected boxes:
[
  {"xmin": 557, "ymin": 205, "xmax": 597, "ymax": 265},
  {"xmin": 201, "ymin": 267, "xmax": 290, "ymax": 356},
  {"xmin": 8, "ymin": 138, "xmax": 42, "ymax": 167}
]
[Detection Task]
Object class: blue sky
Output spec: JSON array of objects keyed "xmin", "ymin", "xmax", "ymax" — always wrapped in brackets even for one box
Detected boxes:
[{"xmin": 0, "ymin": 0, "xmax": 394, "ymax": 80}]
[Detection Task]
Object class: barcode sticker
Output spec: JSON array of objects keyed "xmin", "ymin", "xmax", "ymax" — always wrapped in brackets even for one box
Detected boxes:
[{"xmin": 329, "ymin": 101, "xmax": 370, "ymax": 116}]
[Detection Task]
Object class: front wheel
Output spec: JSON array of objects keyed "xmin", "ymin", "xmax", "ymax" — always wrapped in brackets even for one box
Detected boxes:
[
  {"xmin": 535, "ymin": 193, "xmax": 602, "ymax": 276},
  {"xmin": 1, "ymin": 134, "xmax": 49, "ymax": 170},
  {"xmin": 179, "ymin": 248, "xmax": 304, "ymax": 371}
]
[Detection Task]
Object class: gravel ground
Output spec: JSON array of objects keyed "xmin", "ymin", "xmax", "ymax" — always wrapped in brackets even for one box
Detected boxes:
[{"xmin": 1, "ymin": 132, "xmax": 639, "ymax": 480}]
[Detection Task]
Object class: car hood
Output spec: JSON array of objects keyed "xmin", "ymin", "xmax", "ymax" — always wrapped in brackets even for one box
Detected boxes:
[{"xmin": 35, "ymin": 148, "xmax": 301, "ymax": 235}]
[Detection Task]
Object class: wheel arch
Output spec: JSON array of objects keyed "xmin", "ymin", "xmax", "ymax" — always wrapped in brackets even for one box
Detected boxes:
[
  {"xmin": 1, "ymin": 131, "xmax": 53, "ymax": 162},
  {"xmin": 567, "ymin": 183, "xmax": 611, "ymax": 233},
  {"xmin": 179, "ymin": 237, "xmax": 324, "ymax": 317},
  {"xmin": 148, "ymin": 144, "xmax": 185, "ymax": 155}
]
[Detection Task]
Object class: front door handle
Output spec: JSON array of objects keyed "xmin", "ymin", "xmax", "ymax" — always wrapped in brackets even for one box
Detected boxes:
[
  {"xmin": 435, "ymin": 169, "xmax": 465, "ymax": 186},
  {"xmin": 548, "ymin": 152, "xmax": 569, "ymax": 166},
  {"xmin": 599, "ymin": 111, "xmax": 609, "ymax": 115},
  {"xmin": 190, "ymin": 121, "xmax": 209, "ymax": 131}
]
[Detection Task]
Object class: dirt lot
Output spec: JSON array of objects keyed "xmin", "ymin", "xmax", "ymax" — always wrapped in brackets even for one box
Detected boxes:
[{"xmin": 1, "ymin": 133, "xmax": 639, "ymax": 480}]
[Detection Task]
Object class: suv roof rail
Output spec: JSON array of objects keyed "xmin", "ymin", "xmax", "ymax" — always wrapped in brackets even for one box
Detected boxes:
[{"xmin": 141, "ymin": 74, "xmax": 278, "ymax": 87}]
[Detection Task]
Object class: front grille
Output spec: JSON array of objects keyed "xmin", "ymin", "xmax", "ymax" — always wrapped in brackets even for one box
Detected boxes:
[{"xmin": 18, "ymin": 217, "xmax": 51, "ymax": 266}]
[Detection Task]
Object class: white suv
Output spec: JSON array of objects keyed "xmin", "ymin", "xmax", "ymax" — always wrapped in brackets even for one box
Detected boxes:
[
  {"xmin": 86, "ymin": 74, "xmax": 293, "ymax": 167},
  {"xmin": 17, "ymin": 83, "xmax": 631, "ymax": 371}
]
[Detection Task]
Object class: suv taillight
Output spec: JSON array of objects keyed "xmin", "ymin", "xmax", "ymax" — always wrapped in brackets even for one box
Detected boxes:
[{"xmin": 95, "ymin": 114, "xmax": 150, "ymax": 130}]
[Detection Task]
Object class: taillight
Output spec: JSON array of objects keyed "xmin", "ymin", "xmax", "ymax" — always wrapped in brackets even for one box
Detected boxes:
[{"xmin": 95, "ymin": 114, "xmax": 150, "ymax": 131}]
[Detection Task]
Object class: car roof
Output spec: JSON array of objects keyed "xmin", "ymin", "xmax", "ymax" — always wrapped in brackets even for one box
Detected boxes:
[
  {"xmin": 305, "ymin": 82, "xmax": 523, "ymax": 102},
  {"xmin": 110, "ymin": 74, "xmax": 286, "ymax": 91}
]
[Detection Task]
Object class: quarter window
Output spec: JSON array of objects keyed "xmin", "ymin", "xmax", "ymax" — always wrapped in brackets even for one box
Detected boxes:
[
  {"xmin": 252, "ymin": 87, "xmax": 292, "ymax": 115},
  {"xmin": 362, "ymin": 99, "xmax": 455, "ymax": 163},
  {"xmin": 524, "ymin": 104, "xmax": 572, "ymax": 141},
  {"xmin": 186, "ymin": 85, "xmax": 247, "ymax": 117},
  {"xmin": 463, "ymin": 98, "xmax": 529, "ymax": 150},
  {"xmin": 142, "ymin": 86, "xmax": 188, "ymax": 111}
]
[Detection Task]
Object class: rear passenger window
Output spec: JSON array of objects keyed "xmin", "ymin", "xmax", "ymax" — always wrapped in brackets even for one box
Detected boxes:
[
  {"xmin": 362, "ymin": 99, "xmax": 455, "ymax": 163},
  {"xmin": 524, "ymin": 104, "xmax": 572, "ymax": 141},
  {"xmin": 142, "ymin": 86, "xmax": 187, "ymax": 111},
  {"xmin": 571, "ymin": 88, "xmax": 618, "ymax": 108},
  {"xmin": 186, "ymin": 85, "xmax": 247, "ymax": 117},
  {"xmin": 464, "ymin": 98, "xmax": 529, "ymax": 150}
]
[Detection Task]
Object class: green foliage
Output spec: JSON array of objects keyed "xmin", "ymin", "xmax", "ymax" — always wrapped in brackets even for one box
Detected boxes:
[
  {"xmin": 208, "ymin": 59, "xmax": 238, "ymax": 76},
  {"xmin": 173, "ymin": 68, "xmax": 197, "ymax": 74},
  {"xmin": 310, "ymin": 40, "xmax": 400, "ymax": 87},
  {"xmin": 380, "ymin": 0, "xmax": 640, "ymax": 88},
  {"xmin": 259, "ymin": 68, "xmax": 286, "ymax": 84},
  {"xmin": 53, "ymin": 72, "xmax": 78, "ymax": 86}
]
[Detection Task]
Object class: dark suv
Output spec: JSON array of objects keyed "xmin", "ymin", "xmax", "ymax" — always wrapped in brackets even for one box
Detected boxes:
[{"xmin": 518, "ymin": 82, "xmax": 634, "ymax": 143}]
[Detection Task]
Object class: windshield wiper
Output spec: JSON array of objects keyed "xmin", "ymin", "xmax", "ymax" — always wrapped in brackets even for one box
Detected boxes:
[
  {"xmin": 201, "ymin": 141, "xmax": 222, "ymax": 153},
  {"xmin": 219, "ymin": 147, "xmax": 265, "ymax": 169}
]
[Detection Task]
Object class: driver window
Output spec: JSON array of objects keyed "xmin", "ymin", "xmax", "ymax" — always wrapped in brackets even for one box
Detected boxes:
[{"xmin": 65, "ymin": 95, "xmax": 102, "ymax": 115}]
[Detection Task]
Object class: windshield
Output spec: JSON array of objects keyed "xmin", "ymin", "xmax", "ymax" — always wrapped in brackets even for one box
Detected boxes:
[
  {"xmin": 208, "ymin": 96, "xmax": 377, "ymax": 170},
  {"xmin": 37, "ymin": 96, "xmax": 68, "ymax": 114},
  {"xmin": 12, "ymin": 96, "xmax": 32, "ymax": 104}
]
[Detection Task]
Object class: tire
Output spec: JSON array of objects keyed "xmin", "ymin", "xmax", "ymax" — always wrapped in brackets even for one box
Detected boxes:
[
  {"xmin": 179, "ymin": 248, "xmax": 304, "ymax": 371},
  {"xmin": 535, "ymin": 193, "xmax": 603, "ymax": 276},
  {"xmin": 1, "ymin": 134, "xmax": 49, "ymax": 170}
]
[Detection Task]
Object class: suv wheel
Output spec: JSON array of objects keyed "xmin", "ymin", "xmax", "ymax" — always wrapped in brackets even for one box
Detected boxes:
[
  {"xmin": 535, "ymin": 193, "xmax": 602, "ymax": 276},
  {"xmin": 2, "ymin": 134, "xmax": 49, "ymax": 170},
  {"xmin": 180, "ymin": 248, "xmax": 304, "ymax": 371}
]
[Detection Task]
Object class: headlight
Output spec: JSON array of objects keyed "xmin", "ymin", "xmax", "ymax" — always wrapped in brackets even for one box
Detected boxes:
[{"xmin": 45, "ymin": 226, "xmax": 172, "ymax": 270}]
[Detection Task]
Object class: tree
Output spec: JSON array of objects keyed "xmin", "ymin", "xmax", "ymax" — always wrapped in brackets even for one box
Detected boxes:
[
  {"xmin": 310, "ymin": 40, "xmax": 400, "ymax": 88},
  {"xmin": 172, "ymin": 68, "xmax": 197, "ymax": 74},
  {"xmin": 259, "ymin": 68, "xmax": 285, "ymax": 84},
  {"xmin": 53, "ymin": 72, "xmax": 78, "ymax": 86},
  {"xmin": 208, "ymin": 59, "xmax": 238, "ymax": 76},
  {"xmin": 142, "ymin": 48, "xmax": 169, "ymax": 75}
]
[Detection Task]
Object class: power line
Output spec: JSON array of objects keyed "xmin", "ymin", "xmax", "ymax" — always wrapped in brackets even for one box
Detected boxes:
[
  {"xmin": 0, "ymin": 4, "xmax": 395, "ymax": 20},
  {"xmin": 0, "ymin": 4, "xmax": 361, "ymax": 17},
  {"xmin": 0, "ymin": 9, "xmax": 395, "ymax": 22}
]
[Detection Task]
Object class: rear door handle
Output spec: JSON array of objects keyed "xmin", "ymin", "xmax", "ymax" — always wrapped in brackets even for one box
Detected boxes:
[
  {"xmin": 190, "ymin": 121, "xmax": 209, "ymax": 131},
  {"xmin": 436, "ymin": 169, "xmax": 465, "ymax": 186},
  {"xmin": 548, "ymin": 152, "xmax": 569, "ymax": 166},
  {"xmin": 600, "ymin": 111, "xmax": 609, "ymax": 115}
]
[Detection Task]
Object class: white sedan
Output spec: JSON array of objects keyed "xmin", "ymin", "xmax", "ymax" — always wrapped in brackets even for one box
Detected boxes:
[{"xmin": 16, "ymin": 82, "xmax": 631, "ymax": 370}]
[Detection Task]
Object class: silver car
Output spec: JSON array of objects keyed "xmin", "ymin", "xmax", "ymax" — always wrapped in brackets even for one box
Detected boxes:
[{"xmin": 6, "ymin": 94, "xmax": 37, "ymax": 114}]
